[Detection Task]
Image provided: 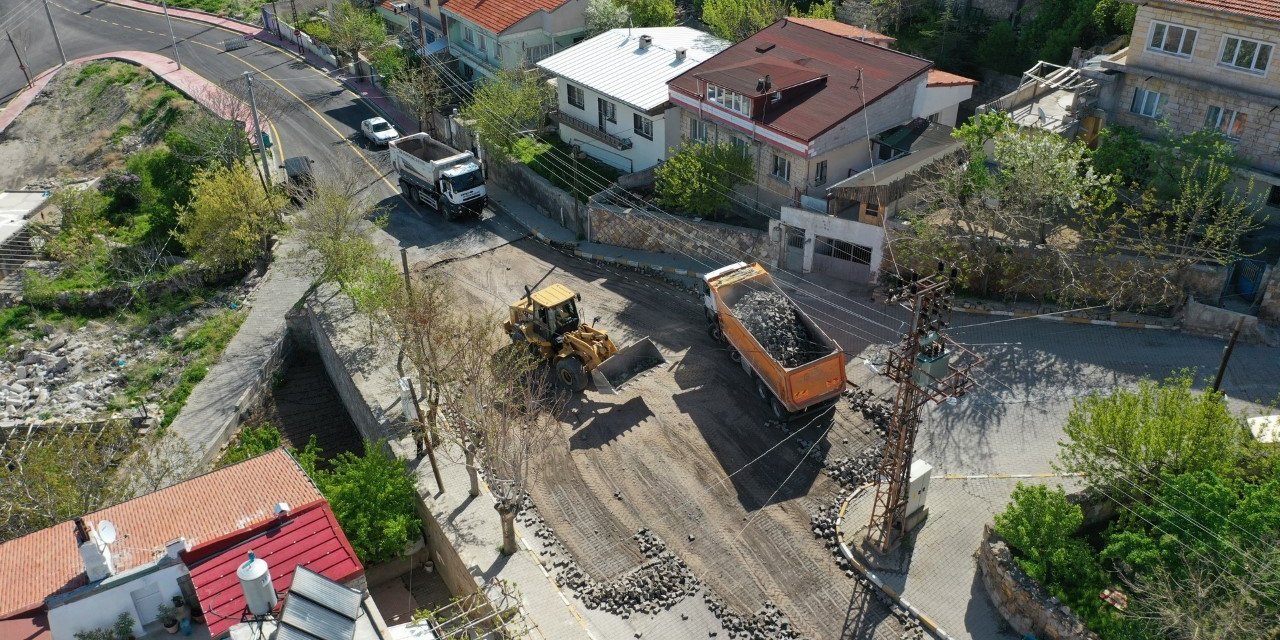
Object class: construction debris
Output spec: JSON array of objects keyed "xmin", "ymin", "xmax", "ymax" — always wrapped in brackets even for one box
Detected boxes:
[{"xmin": 733, "ymin": 291, "xmax": 827, "ymax": 368}]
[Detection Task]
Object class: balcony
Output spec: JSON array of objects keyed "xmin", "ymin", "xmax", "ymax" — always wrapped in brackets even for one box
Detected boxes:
[{"xmin": 549, "ymin": 109, "xmax": 633, "ymax": 151}]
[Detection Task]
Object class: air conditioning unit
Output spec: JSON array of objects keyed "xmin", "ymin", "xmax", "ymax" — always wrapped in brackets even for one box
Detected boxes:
[{"xmin": 391, "ymin": 2, "xmax": 409, "ymax": 12}]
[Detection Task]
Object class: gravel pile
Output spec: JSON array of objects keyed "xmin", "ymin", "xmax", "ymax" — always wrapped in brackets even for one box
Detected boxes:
[
  {"xmin": 701, "ymin": 594, "xmax": 800, "ymax": 640},
  {"xmin": 733, "ymin": 291, "xmax": 828, "ymax": 367},
  {"xmin": 552, "ymin": 528, "xmax": 699, "ymax": 617}
]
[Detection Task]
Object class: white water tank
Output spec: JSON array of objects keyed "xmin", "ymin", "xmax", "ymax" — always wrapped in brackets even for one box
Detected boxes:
[{"xmin": 236, "ymin": 551, "xmax": 278, "ymax": 615}]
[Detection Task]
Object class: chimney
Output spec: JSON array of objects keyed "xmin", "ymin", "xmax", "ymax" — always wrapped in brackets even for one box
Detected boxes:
[
  {"xmin": 273, "ymin": 502, "xmax": 291, "ymax": 518},
  {"xmin": 674, "ymin": 47, "xmax": 687, "ymax": 62},
  {"xmin": 165, "ymin": 538, "xmax": 189, "ymax": 560},
  {"xmin": 76, "ymin": 519, "xmax": 115, "ymax": 582},
  {"xmin": 764, "ymin": 74, "xmax": 772, "ymax": 91},
  {"xmin": 638, "ymin": 34, "xmax": 652, "ymax": 50}
]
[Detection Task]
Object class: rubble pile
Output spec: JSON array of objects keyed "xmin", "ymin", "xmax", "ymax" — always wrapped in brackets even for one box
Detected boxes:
[
  {"xmin": 701, "ymin": 595, "xmax": 800, "ymax": 640},
  {"xmin": 846, "ymin": 388, "xmax": 891, "ymax": 436},
  {"xmin": 822, "ymin": 446, "xmax": 882, "ymax": 490},
  {"xmin": 552, "ymin": 529, "xmax": 699, "ymax": 617},
  {"xmin": 733, "ymin": 291, "xmax": 827, "ymax": 367}
]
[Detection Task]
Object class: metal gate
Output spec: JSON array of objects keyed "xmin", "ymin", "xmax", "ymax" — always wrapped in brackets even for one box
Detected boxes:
[
  {"xmin": 812, "ymin": 234, "xmax": 872, "ymax": 282},
  {"xmin": 783, "ymin": 225, "xmax": 805, "ymax": 273},
  {"xmin": 1225, "ymin": 258, "xmax": 1268, "ymax": 307}
]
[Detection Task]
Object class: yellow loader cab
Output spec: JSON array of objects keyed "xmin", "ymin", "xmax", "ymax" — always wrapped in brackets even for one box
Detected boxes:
[{"xmin": 504, "ymin": 284, "xmax": 664, "ymax": 393}]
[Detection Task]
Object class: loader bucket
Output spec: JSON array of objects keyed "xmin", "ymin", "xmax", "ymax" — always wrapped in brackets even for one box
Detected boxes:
[{"xmin": 591, "ymin": 337, "xmax": 665, "ymax": 394}]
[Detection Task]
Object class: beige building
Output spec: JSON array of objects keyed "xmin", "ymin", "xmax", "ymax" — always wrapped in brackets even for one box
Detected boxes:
[{"xmin": 1093, "ymin": 0, "xmax": 1280, "ymax": 213}]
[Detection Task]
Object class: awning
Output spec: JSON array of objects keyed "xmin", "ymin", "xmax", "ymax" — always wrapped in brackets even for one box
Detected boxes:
[{"xmin": 182, "ymin": 501, "xmax": 363, "ymax": 638}]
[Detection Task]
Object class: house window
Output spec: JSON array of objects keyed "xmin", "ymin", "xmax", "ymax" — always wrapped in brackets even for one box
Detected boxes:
[
  {"xmin": 1268, "ymin": 185, "xmax": 1280, "ymax": 207},
  {"xmin": 813, "ymin": 160, "xmax": 828, "ymax": 186},
  {"xmin": 1205, "ymin": 106, "xmax": 1247, "ymax": 140},
  {"xmin": 567, "ymin": 84, "xmax": 584, "ymax": 109},
  {"xmin": 706, "ymin": 84, "xmax": 750, "ymax": 117},
  {"xmin": 730, "ymin": 136, "xmax": 749, "ymax": 155},
  {"xmin": 633, "ymin": 113, "xmax": 653, "ymax": 140},
  {"xmin": 1147, "ymin": 21, "xmax": 1197, "ymax": 57},
  {"xmin": 1130, "ymin": 87, "xmax": 1166, "ymax": 118},
  {"xmin": 464, "ymin": 27, "xmax": 474, "ymax": 45},
  {"xmin": 770, "ymin": 153, "xmax": 791, "ymax": 182},
  {"xmin": 1220, "ymin": 36, "xmax": 1272, "ymax": 73},
  {"xmin": 689, "ymin": 119, "xmax": 708, "ymax": 141},
  {"xmin": 598, "ymin": 98, "xmax": 616, "ymax": 124},
  {"xmin": 479, "ymin": 37, "xmax": 486, "ymax": 52},
  {"xmin": 864, "ymin": 200, "xmax": 880, "ymax": 217}
]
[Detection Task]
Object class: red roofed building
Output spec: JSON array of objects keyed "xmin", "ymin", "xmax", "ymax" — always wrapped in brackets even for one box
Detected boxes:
[
  {"xmin": 181, "ymin": 500, "xmax": 363, "ymax": 638},
  {"xmin": 667, "ymin": 17, "xmax": 974, "ymax": 211},
  {"xmin": 0, "ymin": 450, "xmax": 375, "ymax": 640},
  {"xmin": 441, "ymin": 0, "xmax": 587, "ymax": 81}
]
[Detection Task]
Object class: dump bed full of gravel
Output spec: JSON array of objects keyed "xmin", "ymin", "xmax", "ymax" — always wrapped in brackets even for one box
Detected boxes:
[{"xmin": 731, "ymin": 290, "xmax": 830, "ymax": 368}]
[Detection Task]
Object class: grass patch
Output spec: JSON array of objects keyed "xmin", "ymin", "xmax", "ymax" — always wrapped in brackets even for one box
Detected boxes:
[
  {"xmin": 0, "ymin": 305, "xmax": 33, "ymax": 344},
  {"xmin": 517, "ymin": 135, "xmax": 622, "ymax": 202}
]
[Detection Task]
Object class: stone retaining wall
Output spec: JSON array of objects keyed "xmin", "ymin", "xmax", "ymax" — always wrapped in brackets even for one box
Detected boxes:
[
  {"xmin": 303, "ymin": 292, "xmax": 397, "ymax": 446},
  {"xmin": 487, "ymin": 159, "xmax": 584, "ymax": 239},
  {"xmin": 195, "ymin": 330, "xmax": 290, "ymax": 466},
  {"xmin": 976, "ymin": 524, "xmax": 1098, "ymax": 640},
  {"xmin": 588, "ymin": 198, "xmax": 776, "ymax": 267}
]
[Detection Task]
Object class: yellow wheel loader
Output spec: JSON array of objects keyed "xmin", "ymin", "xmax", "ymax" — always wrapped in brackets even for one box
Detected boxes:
[{"xmin": 504, "ymin": 284, "xmax": 665, "ymax": 393}]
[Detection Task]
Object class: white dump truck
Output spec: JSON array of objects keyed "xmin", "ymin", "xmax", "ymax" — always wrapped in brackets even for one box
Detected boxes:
[{"xmin": 389, "ymin": 133, "xmax": 487, "ymax": 220}]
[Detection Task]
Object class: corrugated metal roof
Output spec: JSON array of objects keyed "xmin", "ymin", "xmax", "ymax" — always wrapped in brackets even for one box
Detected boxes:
[
  {"xmin": 538, "ymin": 27, "xmax": 729, "ymax": 111},
  {"xmin": 668, "ymin": 18, "xmax": 932, "ymax": 143},
  {"xmin": 1164, "ymin": 0, "xmax": 1280, "ymax": 22},
  {"xmin": 0, "ymin": 449, "xmax": 323, "ymax": 620},
  {"xmin": 783, "ymin": 17, "xmax": 896, "ymax": 45},
  {"xmin": 183, "ymin": 500, "xmax": 363, "ymax": 638}
]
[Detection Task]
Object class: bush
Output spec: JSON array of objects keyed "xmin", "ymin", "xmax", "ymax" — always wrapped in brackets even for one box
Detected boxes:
[
  {"xmin": 655, "ymin": 142, "xmax": 753, "ymax": 218},
  {"xmin": 315, "ymin": 441, "xmax": 419, "ymax": 564},
  {"xmin": 369, "ymin": 45, "xmax": 411, "ymax": 79}
]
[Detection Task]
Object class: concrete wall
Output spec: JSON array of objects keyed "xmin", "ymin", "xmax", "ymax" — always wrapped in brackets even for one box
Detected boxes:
[
  {"xmin": 487, "ymin": 158, "xmax": 585, "ymax": 238},
  {"xmin": 588, "ymin": 198, "xmax": 776, "ymax": 266},
  {"xmin": 48, "ymin": 561, "xmax": 188, "ymax": 639},
  {"xmin": 913, "ymin": 84, "xmax": 972, "ymax": 126},
  {"xmin": 1260, "ymin": 263, "xmax": 1280, "ymax": 326},
  {"xmin": 1179, "ymin": 263, "xmax": 1230, "ymax": 306},
  {"xmin": 1182, "ymin": 295, "xmax": 1274, "ymax": 344},
  {"xmin": 976, "ymin": 525, "xmax": 1097, "ymax": 640},
  {"xmin": 552, "ymin": 79, "xmax": 668, "ymax": 172},
  {"xmin": 778, "ymin": 205, "xmax": 885, "ymax": 279},
  {"xmin": 304, "ymin": 293, "xmax": 396, "ymax": 446}
]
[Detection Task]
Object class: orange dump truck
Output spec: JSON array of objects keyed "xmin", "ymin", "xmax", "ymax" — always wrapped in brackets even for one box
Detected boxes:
[{"xmin": 703, "ymin": 262, "xmax": 846, "ymax": 419}]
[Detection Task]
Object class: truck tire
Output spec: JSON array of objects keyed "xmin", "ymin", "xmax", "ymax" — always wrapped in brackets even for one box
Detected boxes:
[
  {"xmin": 437, "ymin": 194, "xmax": 448, "ymax": 217},
  {"xmin": 554, "ymin": 357, "xmax": 589, "ymax": 392},
  {"xmin": 770, "ymin": 396, "xmax": 791, "ymax": 421},
  {"xmin": 756, "ymin": 378, "xmax": 770, "ymax": 401},
  {"xmin": 708, "ymin": 319, "xmax": 726, "ymax": 343}
]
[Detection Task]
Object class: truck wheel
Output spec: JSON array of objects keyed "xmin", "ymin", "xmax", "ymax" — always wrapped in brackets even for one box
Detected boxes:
[
  {"xmin": 727, "ymin": 348, "xmax": 741, "ymax": 363},
  {"xmin": 708, "ymin": 320, "xmax": 726, "ymax": 343},
  {"xmin": 756, "ymin": 378, "xmax": 770, "ymax": 401},
  {"xmin": 436, "ymin": 195, "xmax": 447, "ymax": 216},
  {"xmin": 770, "ymin": 397, "xmax": 791, "ymax": 421},
  {"xmin": 554, "ymin": 357, "xmax": 589, "ymax": 392}
]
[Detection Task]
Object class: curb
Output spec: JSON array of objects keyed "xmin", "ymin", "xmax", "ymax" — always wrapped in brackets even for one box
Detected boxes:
[
  {"xmin": 573, "ymin": 250, "xmax": 702, "ymax": 279},
  {"xmin": 835, "ymin": 486, "xmax": 954, "ymax": 640},
  {"xmin": 98, "ymin": 0, "xmax": 261, "ymax": 35},
  {"xmin": 949, "ymin": 306, "xmax": 1174, "ymax": 331}
]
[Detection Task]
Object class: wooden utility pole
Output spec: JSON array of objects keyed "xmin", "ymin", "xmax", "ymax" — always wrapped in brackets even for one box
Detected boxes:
[
  {"xmin": 1211, "ymin": 316, "xmax": 1246, "ymax": 392},
  {"xmin": 866, "ymin": 266, "xmax": 980, "ymax": 553}
]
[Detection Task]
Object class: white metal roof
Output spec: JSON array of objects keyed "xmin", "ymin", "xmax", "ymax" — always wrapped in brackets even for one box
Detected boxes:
[{"xmin": 537, "ymin": 27, "xmax": 729, "ymax": 112}]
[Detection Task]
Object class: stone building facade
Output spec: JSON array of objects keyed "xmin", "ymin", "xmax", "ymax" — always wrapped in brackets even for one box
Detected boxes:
[{"xmin": 1094, "ymin": 0, "xmax": 1280, "ymax": 214}]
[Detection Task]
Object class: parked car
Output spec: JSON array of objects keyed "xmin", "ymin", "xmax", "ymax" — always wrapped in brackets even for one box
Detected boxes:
[
  {"xmin": 283, "ymin": 156, "xmax": 314, "ymax": 203},
  {"xmin": 360, "ymin": 117, "xmax": 399, "ymax": 146}
]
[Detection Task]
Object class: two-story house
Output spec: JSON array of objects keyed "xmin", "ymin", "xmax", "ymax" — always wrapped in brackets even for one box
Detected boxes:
[
  {"xmin": 666, "ymin": 17, "xmax": 974, "ymax": 211},
  {"xmin": 441, "ymin": 0, "xmax": 587, "ymax": 81},
  {"xmin": 537, "ymin": 27, "xmax": 729, "ymax": 172},
  {"xmin": 1095, "ymin": 0, "xmax": 1280, "ymax": 215}
]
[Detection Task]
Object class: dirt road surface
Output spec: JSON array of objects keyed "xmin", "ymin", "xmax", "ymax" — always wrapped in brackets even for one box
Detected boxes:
[{"xmin": 423, "ymin": 237, "xmax": 905, "ymax": 640}]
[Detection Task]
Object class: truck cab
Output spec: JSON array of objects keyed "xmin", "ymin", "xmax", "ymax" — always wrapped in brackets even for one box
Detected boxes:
[{"xmin": 439, "ymin": 162, "xmax": 487, "ymax": 217}]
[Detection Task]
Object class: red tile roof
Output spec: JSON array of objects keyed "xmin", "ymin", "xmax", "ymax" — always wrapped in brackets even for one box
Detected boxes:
[
  {"xmin": 783, "ymin": 17, "xmax": 896, "ymax": 45},
  {"xmin": 182, "ymin": 500, "xmax": 363, "ymax": 638},
  {"xmin": 0, "ymin": 450, "xmax": 322, "ymax": 620},
  {"xmin": 1163, "ymin": 0, "xmax": 1280, "ymax": 22},
  {"xmin": 442, "ymin": 0, "xmax": 569, "ymax": 34},
  {"xmin": 926, "ymin": 69, "xmax": 978, "ymax": 87},
  {"xmin": 669, "ymin": 18, "xmax": 932, "ymax": 144},
  {"xmin": 0, "ymin": 613, "xmax": 50, "ymax": 640}
]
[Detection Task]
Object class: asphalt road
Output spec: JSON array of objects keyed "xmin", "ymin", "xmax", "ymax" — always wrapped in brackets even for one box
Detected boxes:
[{"xmin": 0, "ymin": 0, "xmax": 512, "ymax": 262}]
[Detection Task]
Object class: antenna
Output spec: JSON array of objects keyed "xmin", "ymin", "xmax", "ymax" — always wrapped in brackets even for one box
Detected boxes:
[{"xmin": 97, "ymin": 520, "xmax": 118, "ymax": 545}]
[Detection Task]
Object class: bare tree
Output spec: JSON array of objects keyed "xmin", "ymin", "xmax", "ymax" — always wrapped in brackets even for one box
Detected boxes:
[
  {"xmin": 388, "ymin": 63, "xmax": 445, "ymax": 136},
  {"xmin": 290, "ymin": 162, "xmax": 388, "ymax": 289},
  {"xmin": 174, "ymin": 78, "xmax": 296, "ymax": 171},
  {"xmin": 1120, "ymin": 546, "xmax": 1280, "ymax": 640}
]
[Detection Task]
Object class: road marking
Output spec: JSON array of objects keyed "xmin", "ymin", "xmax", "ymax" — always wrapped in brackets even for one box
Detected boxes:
[{"xmin": 57, "ymin": 0, "xmax": 394, "ymax": 191}]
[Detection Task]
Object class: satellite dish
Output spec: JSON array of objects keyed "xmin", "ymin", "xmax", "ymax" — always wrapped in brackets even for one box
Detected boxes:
[{"xmin": 97, "ymin": 520, "xmax": 118, "ymax": 545}]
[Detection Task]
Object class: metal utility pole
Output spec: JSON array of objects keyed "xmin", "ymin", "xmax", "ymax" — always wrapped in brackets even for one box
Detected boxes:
[
  {"xmin": 1211, "ymin": 316, "xmax": 1246, "ymax": 392},
  {"xmin": 866, "ymin": 266, "xmax": 980, "ymax": 553},
  {"xmin": 160, "ymin": 0, "xmax": 183, "ymax": 70},
  {"xmin": 6, "ymin": 32, "xmax": 31, "ymax": 88},
  {"xmin": 243, "ymin": 72, "xmax": 273, "ymax": 196},
  {"xmin": 41, "ymin": 0, "xmax": 67, "ymax": 65}
]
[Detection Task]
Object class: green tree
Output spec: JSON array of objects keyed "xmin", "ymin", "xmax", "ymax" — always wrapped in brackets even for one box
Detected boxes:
[
  {"xmin": 976, "ymin": 21, "xmax": 1022, "ymax": 75},
  {"xmin": 327, "ymin": 0, "xmax": 387, "ymax": 64},
  {"xmin": 220, "ymin": 424, "xmax": 283, "ymax": 466},
  {"xmin": 994, "ymin": 483, "xmax": 1100, "ymax": 589},
  {"xmin": 625, "ymin": 0, "xmax": 677, "ymax": 26},
  {"xmin": 789, "ymin": 0, "xmax": 835, "ymax": 18},
  {"xmin": 702, "ymin": 0, "xmax": 783, "ymax": 41},
  {"xmin": 316, "ymin": 441, "xmax": 419, "ymax": 564},
  {"xmin": 1057, "ymin": 373, "xmax": 1248, "ymax": 490},
  {"xmin": 1091, "ymin": 125, "xmax": 1151, "ymax": 187},
  {"xmin": 292, "ymin": 168, "xmax": 387, "ymax": 290},
  {"xmin": 654, "ymin": 141, "xmax": 753, "ymax": 218},
  {"xmin": 462, "ymin": 68, "xmax": 553, "ymax": 157},
  {"xmin": 586, "ymin": 0, "xmax": 629, "ymax": 35},
  {"xmin": 176, "ymin": 164, "xmax": 286, "ymax": 270},
  {"xmin": 388, "ymin": 62, "xmax": 445, "ymax": 135}
]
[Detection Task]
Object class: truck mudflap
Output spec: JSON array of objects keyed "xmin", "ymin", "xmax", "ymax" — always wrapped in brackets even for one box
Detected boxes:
[{"xmin": 591, "ymin": 337, "xmax": 665, "ymax": 394}]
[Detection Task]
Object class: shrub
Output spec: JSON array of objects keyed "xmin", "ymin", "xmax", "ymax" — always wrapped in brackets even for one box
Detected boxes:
[{"xmin": 654, "ymin": 142, "xmax": 753, "ymax": 218}]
